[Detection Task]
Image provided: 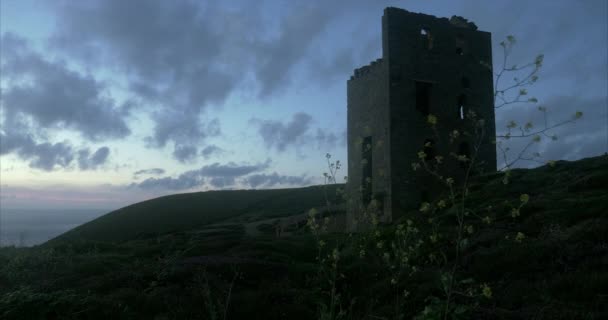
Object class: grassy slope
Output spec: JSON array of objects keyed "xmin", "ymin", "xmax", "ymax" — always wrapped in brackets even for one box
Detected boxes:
[
  {"xmin": 2, "ymin": 155, "xmax": 607, "ymax": 319},
  {"xmin": 51, "ymin": 184, "xmax": 345, "ymax": 243}
]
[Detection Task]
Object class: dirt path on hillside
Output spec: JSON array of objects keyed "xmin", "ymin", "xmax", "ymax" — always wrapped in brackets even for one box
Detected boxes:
[
  {"xmin": 197, "ymin": 204, "xmax": 345, "ymax": 238},
  {"xmin": 242, "ymin": 204, "xmax": 345, "ymax": 237},
  {"xmin": 243, "ymin": 213, "xmax": 308, "ymax": 237}
]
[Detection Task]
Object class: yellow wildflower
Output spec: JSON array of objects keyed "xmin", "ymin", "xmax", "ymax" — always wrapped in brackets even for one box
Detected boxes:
[
  {"xmin": 419, "ymin": 202, "xmax": 431, "ymax": 212},
  {"xmin": 511, "ymin": 208, "xmax": 520, "ymax": 218},
  {"xmin": 482, "ymin": 216, "xmax": 492, "ymax": 224},
  {"xmin": 481, "ymin": 284, "xmax": 492, "ymax": 298},
  {"xmin": 437, "ymin": 200, "xmax": 446, "ymax": 209},
  {"xmin": 466, "ymin": 225, "xmax": 474, "ymax": 234}
]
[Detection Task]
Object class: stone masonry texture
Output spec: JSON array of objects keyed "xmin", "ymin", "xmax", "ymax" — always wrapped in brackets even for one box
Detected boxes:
[{"xmin": 346, "ymin": 7, "xmax": 496, "ymax": 231}]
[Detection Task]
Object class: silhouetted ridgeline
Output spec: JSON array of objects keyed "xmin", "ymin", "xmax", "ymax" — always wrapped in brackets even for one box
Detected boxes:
[{"xmin": 48, "ymin": 184, "xmax": 345, "ymax": 243}]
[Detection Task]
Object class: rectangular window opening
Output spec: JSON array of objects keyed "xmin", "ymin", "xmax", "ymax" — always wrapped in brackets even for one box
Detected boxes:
[{"xmin": 415, "ymin": 81, "xmax": 432, "ymax": 115}]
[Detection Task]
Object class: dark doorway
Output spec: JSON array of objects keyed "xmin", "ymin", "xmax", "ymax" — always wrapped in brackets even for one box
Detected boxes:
[{"xmin": 416, "ymin": 81, "xmax": 432, "ymax": 115}]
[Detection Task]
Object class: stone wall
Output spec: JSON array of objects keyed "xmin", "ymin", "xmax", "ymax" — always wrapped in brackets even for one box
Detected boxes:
[
  {"xmin": 346, "ymin": 8, "xmax": 496, "ymax": 229},
  {"xmin": 346, "ymin": 58, "xmax": 392, "ymax": 231},
  {"xmin": 383, "ymin": 7, "xmax": 496, "ymax": 218}
]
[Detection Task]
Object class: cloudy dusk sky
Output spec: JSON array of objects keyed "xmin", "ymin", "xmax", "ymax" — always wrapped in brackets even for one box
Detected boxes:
[{"xmin": 1, "ymin": 0, "xmax": 607, "ymax": 211}]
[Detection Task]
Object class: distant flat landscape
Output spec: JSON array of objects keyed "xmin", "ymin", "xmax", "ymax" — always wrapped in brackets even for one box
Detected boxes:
[{"xmin": 0, "ymin": 209, "xmax": 108, "ymax": 246}]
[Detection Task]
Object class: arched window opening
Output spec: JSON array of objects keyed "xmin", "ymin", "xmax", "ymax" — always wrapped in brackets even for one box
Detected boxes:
[
  {"xmin": 423, "ymin": 139, "xmax": 435, "ymax": 162},
  {"xmin": 458, "ymin": 94, "xmax": 466, "ymax": 120}
]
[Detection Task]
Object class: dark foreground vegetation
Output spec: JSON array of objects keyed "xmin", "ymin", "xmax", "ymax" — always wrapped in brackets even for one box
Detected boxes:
[{"xmin": 1, "ymin": 155, "xmax": 607, "ymax": 319}]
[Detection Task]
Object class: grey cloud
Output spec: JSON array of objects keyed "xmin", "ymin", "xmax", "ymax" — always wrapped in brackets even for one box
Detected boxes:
[
  {"xmin": 254, "ymin": 4, "xmax": 333, "ymax": 96},
  {"xmin": 172, "ymin": 145, "xmax": 198, "ymax": 163},
  {"xmin": 0, "ymin": 132, "xmax": 73, "ymax": 171},
  {"xmin": 201, "ymin": 145, "xmax": 225, "ymax": 159},
  {"xmin": 144, "ymin": 109, "xmax": 221, "ymax": 161},
  {"xmin": 51, "ymin": 1, "xmax": 336, "ymax": 154},
  {"xmin": 309, "ymin": 31, "xmax": 379, "ymax": 86},
  {"xmin": 0, "ymin": 130, "xmax": 34, "ymax": 156},
  {"xmin": 134, "ymin": 171, "xmax": 203, "ymax": 191},
  {"xmin": 52, "ymin": 0, "xmax": 228, "ymax": 103},
  {"xmin": 77, "ymin": 147, "xmax": 110, "ymax": 170},
  {"xmin": 132, "ymin": 159, "xmax": 271, "ymax": 191},
  {"xmin": 458, "ymin": 1, "xmax": 607, "ymax": 97},
  {"xmin": 145, "ymin": 111, "xmax": 220, "ymax": 148},
  {"xmin": 209, "ymin": 177, "xmax": 235, "ymax": 188},
  {"xmin": 245, "ymin": 172, "xmax": 314, "ymax": 189},
  {"xmin": 252, "ymin": 113, "xmax": 313, "ymax": 151},
  {"xmin": 199, "ymin": 160, "xmax": 271, "ymax": 177},
  {"xmin": 311, "ymin": 48, "xmax": 356, "ymax": 84},
  {"xmin": 133, "ymin": 168, "xmax": 166, "ymax": 177},
  {"xmin": 251, "ymin": 113, "xmax": 344, "ymax": 152},
  {"xmin": 315, "ymin": 128, "xmax": 341, "ymax": 150},
  {"xmin": 23, "ymin": 141, "xmax": 74, "ymax": 171},
  {"xmin": 0, "ymin": 33, "xmax": 131, "ymax": 142},
  {"xmin": 0, "ymin": 129, "xmax": 111, "ymax": 171}
]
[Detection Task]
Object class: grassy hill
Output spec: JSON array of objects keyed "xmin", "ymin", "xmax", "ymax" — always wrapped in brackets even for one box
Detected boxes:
[
  {"xmin": 1, "ymin": 155, "xmax": 607, "ymax": 319},
  {"xmin": 51, "ymin": 183, "xmax": 345, "ymax": 243}
]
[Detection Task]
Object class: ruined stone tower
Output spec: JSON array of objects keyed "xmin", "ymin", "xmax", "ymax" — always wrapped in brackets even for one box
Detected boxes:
[{"xmin": 346, "ymin": 8, "xmax": 496, "ymax": 230}]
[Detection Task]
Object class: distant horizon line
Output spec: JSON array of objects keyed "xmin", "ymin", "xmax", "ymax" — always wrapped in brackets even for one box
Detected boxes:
[{"xmin": 0, "ymin": 207, "xmax": 114, "ymax": 212}]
